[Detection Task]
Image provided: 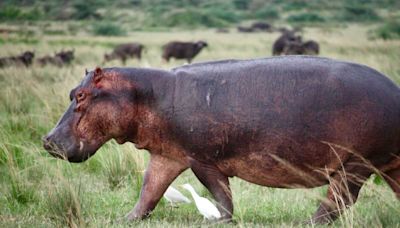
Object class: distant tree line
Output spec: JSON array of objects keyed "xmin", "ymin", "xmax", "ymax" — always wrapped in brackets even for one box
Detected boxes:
[{"xmin": 0, "ymin": 0, "xmax": 399, "ymax": 39}]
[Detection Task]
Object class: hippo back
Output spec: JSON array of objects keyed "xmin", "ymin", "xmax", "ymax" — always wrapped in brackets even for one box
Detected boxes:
[{"xmin": 168, "ymin": 56, "xmax": 400, "ymax": 162}]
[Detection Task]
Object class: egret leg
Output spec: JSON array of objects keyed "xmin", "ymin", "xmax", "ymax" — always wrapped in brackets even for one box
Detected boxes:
[
  {"xmin": 190, "ymin": 159, "xmax": 233, "ymax": 221},
  {"xmin": 126, "ymin": 154, "xmax": 188, "ymax": 221}
]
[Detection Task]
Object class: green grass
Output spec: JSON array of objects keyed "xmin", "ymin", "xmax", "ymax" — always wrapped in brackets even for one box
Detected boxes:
[{"xmin": 0, "ymin": 23, "xmax": 400, "ymax": 227}]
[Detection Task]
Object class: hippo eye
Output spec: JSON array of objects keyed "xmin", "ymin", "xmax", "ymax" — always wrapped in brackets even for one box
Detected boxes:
[{"xmin": 76, "ymin": 91, "xmax": 86, "ymax": 102}]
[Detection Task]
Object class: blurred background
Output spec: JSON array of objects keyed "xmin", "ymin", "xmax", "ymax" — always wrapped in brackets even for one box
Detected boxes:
[
  {"xmin": 0, "ymin": 0, "xmax": 399, "ymax": 35},
  {"xmin": 0, "ymin": 1, "xmax": 400, "ymax": 227}
]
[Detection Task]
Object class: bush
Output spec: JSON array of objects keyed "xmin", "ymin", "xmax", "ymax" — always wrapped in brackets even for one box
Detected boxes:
[
  {"xmin": 0, "ymin": 6, "xmax": 42, "ymax": 21},
  {"xmin": 371, "ymin": 20, "xmax": 400, "ymax": 40},
  {"xmin": 161, "ymin": 9, "xmax": 231, "ymax": 28},
  {"xmin": 72, "ymin": 0, "xmax": 104, "ymax": 20},
  {"xmin": 22, "ymin": 7, "xmax": 42, "ymax": 20},
  {"xmin": 287, "ymin": 13, "xmax": 325, "ymax": 23},
  {"xmin": 338, "ymin": 5, "xmax": 380, "ymax": 22},
  {"xmin": 204, "ymin": 7, "xmax": 240, "ymax": 23},
  {"xmin": 283, "ymin": 1, "xmax": 308, "ymax": 11},
  {"xmin": 233, "ymin": 0, "xmax": 249, "ymax": 10},
  {"xmin": 92, "ymin": 22, "xmax": 126, "ymax": 36},
  {"xmin": 0, "ymin": 6, "xmax": 22, "ymax": 21},
  {"xmin": 254, "ymin": 6, "xmax": 279, "ymax": 20}
]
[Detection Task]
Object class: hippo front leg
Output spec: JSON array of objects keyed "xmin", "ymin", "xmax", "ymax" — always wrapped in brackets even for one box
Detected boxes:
[{"xmin": 126, "ymin": 154, "xmax": 188, "ymax": 221}]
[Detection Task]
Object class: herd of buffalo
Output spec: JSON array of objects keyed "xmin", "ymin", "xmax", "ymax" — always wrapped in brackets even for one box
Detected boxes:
[
  {"xmin": 0, "ymin": 49, "xmax": 74, "ymax": 68},
  {"xmin": 0, "ymin": 26, "xmax": 319, "ymax": 68}
]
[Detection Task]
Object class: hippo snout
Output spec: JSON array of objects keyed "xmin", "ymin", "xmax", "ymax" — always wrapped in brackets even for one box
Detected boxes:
[
  {"xmin": 42, "ymin": 135, "xmax": 68, "ymax": 160},
  {"xmin": 42, "ymin": 131, "xmax": 97, "ymax": 163}
]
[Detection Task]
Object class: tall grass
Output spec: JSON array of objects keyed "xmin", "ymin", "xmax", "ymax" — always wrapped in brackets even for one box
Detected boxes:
[
  {"xmin": 0, "ymin": 24, "xmax": 399, "ymax": 227},
  {"xmin": 46, "ymin": 177, "xmax": 87, "ymax": 227},
  {"xmin": 97, "ymin": 142, "xmax": 144, "ymax": 190}
]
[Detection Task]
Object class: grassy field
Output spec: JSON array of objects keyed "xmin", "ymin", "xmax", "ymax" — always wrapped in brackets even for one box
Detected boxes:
[{"xmin": 1, "ymin": 24, "xmax": 400, "ymax": 227}]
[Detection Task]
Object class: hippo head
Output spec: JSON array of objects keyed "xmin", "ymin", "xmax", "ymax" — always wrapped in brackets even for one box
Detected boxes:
[{"xmin": 43, "ymin": 67, "xmax": 136, "ymax": 162}]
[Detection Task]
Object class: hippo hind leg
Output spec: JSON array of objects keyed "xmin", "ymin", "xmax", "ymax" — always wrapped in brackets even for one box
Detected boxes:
[
  {"xmin": 310, "ymin": 156, "xmax": 373, "ymax": 224},
  {"xmin": 190, "ymin": 159, "xmax": 233, "ymax": 221}
]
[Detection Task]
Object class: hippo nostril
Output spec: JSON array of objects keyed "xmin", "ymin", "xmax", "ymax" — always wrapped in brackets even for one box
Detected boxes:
[
  {"xmin": 42, "ymin": 135, "xmax": 55, "ymax": 150},
  {"xmin": 43, "ymin": 141, "xmax": 52, "ymax": 150},
  {"xmin": 42, "ymin": 134, "xmax": 52, "ymax": 141}
]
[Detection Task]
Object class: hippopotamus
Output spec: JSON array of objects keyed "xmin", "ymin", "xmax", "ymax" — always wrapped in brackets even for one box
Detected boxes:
[{"xmin": 43, "ymin": 56, "xmax": 400, "ymax": 224}]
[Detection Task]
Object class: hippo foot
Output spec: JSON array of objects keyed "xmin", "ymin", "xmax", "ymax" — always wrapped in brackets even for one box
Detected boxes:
[
  {"xmin": 302, "ymin": 213, "xmax": 335, "ymax": 225},
  {"xmin": 311, "ymin": 217, "xmax": 335, "ymax": 225},
  {"xmin": 124, "ymin": 209, "xmax": 151, "ymax": 222}
]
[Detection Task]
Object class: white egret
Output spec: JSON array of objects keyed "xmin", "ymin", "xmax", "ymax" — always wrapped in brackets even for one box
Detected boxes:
[
  {"xmin": 182, "ymin": 183, "xmax": 221, "ymax": 220},
  {"xmin": 163, "ymin": 186, "xmax": 191, "ymax": 206}
]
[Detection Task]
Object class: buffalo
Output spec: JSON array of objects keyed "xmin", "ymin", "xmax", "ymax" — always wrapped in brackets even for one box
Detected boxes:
[
  {"xmin": 282, "ymin": 41, "xmax": 306, "ymax": 55},
  {"xmin": 37, "ymin": 55, "xmax": 64, "ymax": 67},
  {"xmin": 0, "ymin": 51, "xmax": 35, "ymax": 68},
  {"xmin": 251, "ymin": 22, "xmax": 272, "ymax": 32},
  {"xmin": 272, "ymin": 30, "xmax": 302, "ymax": 55},
  {"xmin": 237, "ymin": 26, "xmax": 254, "ymax": 33},
  {"xmin": 282, "ymin": 40, "xmax": 320, "ymax": 55},
  {"xmin": 162, "ymin": 41, "xmax": 208, "ymax": 63},
  {"xmin": 104, "ymin": 43, "xmax": 144, "ymax": 65},
  {"xmin": 37, "ymin": 50, "xmax": 75, "ymax": 67},
  {"xmin": 302, "ymin": 40, "xmax": 320, "ymax": 55},
  {"xmin": 56, "ymin": 49, "xmax": 75, "ymax": 65}
]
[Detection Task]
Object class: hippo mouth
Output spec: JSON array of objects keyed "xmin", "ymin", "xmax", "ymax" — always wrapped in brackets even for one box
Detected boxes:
[
  {"xmin": 43, "ymin": 139, "xmax": 70, "ymax": 160},
  {"xmin": 43, "ymin": 137, "xmax": 92, "ymax": 163}
]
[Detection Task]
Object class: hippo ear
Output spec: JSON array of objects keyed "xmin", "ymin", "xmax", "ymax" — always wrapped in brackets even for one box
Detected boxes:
[
  {"xmin": 93, "ymin": 67, "xmax": 104, "ymax": 85},
  {"xmin": 85, "ymin": 68, "xmax": 88, "ymax": 75}
]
